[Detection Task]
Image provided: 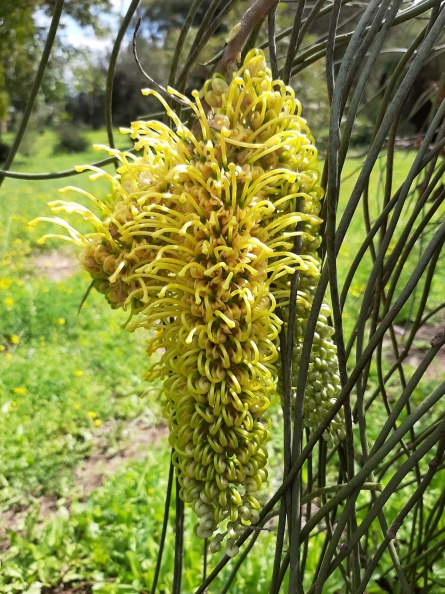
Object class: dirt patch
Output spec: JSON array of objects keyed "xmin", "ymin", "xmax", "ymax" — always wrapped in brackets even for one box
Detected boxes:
[
  {"xmin": 384, "ymin": 322, "xmax": 445, "ymax": 380},
  {"xmin": 0, "ymin": 420, "xmax": 168, "ymax": 545},
  {"xmin": 74, "ymin": 420, "xmax": 168, "ymax": 497},
  {"xmin": 30, "ymin": 249, "xmax": 78, "ymax": 282}
]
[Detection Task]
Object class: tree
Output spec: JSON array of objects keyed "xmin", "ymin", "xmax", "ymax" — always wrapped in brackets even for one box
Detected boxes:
[{"xmin": 0, "ymin": 0, "xmax": 112, "ymax": 117}]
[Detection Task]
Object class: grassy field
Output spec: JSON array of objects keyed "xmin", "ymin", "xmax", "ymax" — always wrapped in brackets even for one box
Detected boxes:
[
  {"xmin": 0, "ymin": 129, "xmax": 444, "ymax": 593},
  {"xmin": 1, "ymin": 132, "xmax": 161, "ymax": 512}
]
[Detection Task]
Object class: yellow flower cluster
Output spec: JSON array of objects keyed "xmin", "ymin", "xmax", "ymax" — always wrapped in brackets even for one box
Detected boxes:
[
  {"xmin": 33, "ymin": 49, "xmax": 344, "ymax": 554},
  {"xmin": 288, "ymin": 272, "xmax": 346, "ymax": 447}
]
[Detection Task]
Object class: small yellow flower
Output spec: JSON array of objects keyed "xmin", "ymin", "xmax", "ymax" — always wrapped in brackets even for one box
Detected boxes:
[
  {"xmin": 56, "ymin": 318, "xmax": 65, "ymax": 325},
  {"xmin": 87, "ymin": 411, "xmax": 97, "ymax": 419},
  {"xmin": 94, "ymin": 419, "xmax": 101, "ymax": 427},
  {"xmin": 13, "ymin": 387, "xmax": 27, "ymax": 394},
  {"xmin": 0, "ymin": 278, "xmax": 11, "ymax": 290},
  {"xmin": 4, "ymin": 297, "xmax": 13, "ymax": 307},
  {"xmin": 74, "ymin": 370, "xmax": 83, "ymax": 376},
  {"xmin": 0, "ymin": 345, "xmax": 5, "ymax": 352},
  {"xmin": 5, "ymin": 353, "xmax": 11, "ymax": 360},
  {"xmin": 9, "ymin": 335, "xmax": 20, "ymax": 345},
  {"xmin": 11, "ymin": 401, "xmax": 17, "ymax": 407},
  {"xmin": 66, "ymin": 288, "xmax": 73, "ymax": 295},
  {"xmin": 350, "ymin": 285, "xmax": 364, "ymax": 298},
  {"xmin": 147, "ymin": 487, "xmax": 154, "ymax": 495}
]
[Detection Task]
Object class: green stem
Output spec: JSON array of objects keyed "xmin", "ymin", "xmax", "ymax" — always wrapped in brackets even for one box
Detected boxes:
[
  {"xmin": 172, "ymin": 477, "xmax": 184, "ymax": 594},
  {"xmin": 0, "ymin": 0, "xmax": 65, "ymax": 188},
  {"xmin": 151, "ymin": 455, "xmax": 174, "ymax": 594},
  {"xmin": 301, "ymin": 482, "xmax": 382, "ymax": 505},
  {"xmin": 105, "ymin": 0, "xmax": 141, "ymax": 150}
]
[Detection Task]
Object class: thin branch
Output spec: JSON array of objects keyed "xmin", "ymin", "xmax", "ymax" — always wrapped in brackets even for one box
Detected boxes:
[
  {"xmin": 217, "ymin": 0, "xmax": 279, "ymax": 75},
  {"xmin": 105, "ymin": 0, "xmax": 142, "ymax": 150},
  {"xmin": 0, "ymin": 0, "xmax": 65, "ymax": 188},
  {"xmin": 267, "ymin": 5, "xmax": 279, "ymax": 79},
  {"xmin": 172, "ymin": 478, "xmax": 184, "ymax": 594},
  {"xmin": 132, "ymin": 18, "xmax": 188, "ymax": 106},
  {"xmin": 151, "ymin": 455, "xmax": 174, "ymax": 594}
]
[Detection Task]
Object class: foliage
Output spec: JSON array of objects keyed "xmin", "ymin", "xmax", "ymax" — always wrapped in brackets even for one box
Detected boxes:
[
  {"xmin": 0, "ymin": 141, "xmax": 162, "ymax": 514},
  {"xmin": 0, "ymin": 450, "xmax": 281, "ymax": 594},
  {"xmin": 141, "ymin": 0, "xmax": 227, "ymax": 31},
  {"xmin": 0, "ymin": 0, "xmax": 113, "ymax": 115},
  {"xmin": 54, "ymin": 121, "xmax": 89, "ymax": 153}
]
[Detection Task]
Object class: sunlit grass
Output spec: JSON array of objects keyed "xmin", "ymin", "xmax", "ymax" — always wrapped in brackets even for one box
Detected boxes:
[{"xmin": 0, "ymin": 132, "xmax": 161, "ymax": 514}]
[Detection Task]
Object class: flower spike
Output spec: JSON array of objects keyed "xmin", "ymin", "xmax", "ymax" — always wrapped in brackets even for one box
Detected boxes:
[{"xmin": 35, "ymin": 49, "xmax": 346, "ymax": 555}]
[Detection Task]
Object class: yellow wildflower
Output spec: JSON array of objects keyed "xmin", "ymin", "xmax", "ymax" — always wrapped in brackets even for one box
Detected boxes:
[
  {"xmin": 0, "ymin": 278, "xmax": 12, "ymax": 290},
  {"xmin": 87, "ymin": 411, "xmax": 97, "ymax": 419},
  {"xmin": 350, "ymin": 284, "xmax": 365, "ymax": 298},
  {"xmin": 94, "ymin": 419, "xmax": 102, "ymax": 427},
  {"xmin": 13, "ymin": 387, "xmax": 27, "ymax": 394},
  {"xmin": 4, "ymin": 297, "xmax": 13, "ymax": 308},
  {"xmin": 74, "ymin": 370, "xmax": 84, "ymax": 376},
  {"xmin": 9, "ymin": 335, "xmax": 20, "ymax": 345}
]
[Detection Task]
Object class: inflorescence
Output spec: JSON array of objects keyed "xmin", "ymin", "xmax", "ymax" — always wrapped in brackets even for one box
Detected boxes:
[{"xmin": 32, "ymin": 49, "xmax": 345, "ymax": 556}]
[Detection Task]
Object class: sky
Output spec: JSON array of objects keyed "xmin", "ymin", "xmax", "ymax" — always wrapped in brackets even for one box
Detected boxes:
[
  {"xmin": 64, "ymin": 0, "xmax": 134, "ymax": 52},
  {"xmin": 40, "ymin": 0, "xmax": 426, "ymax": 53},
  {"xmin": 36, "ymin": 0, "xmax": 134, "ymax": 54}
]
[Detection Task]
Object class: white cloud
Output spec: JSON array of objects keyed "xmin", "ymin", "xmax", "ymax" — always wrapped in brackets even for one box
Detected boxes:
[
  {"xmin": 110, "ymin": 0, "xmax": 133, "ymax": 14},
  {"xmin": 65, "ymin": 31, "xmax": 112, "ymax": 52},
  {"xmin": 59, "ymin": 2, "xmax": 133, "ymax": 54}
]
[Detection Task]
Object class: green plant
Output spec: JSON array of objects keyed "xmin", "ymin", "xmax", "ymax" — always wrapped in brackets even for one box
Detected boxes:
[
  {"xmin": 1, "ymin": 0, "xmax": 445, "ymax": 593},
  {"xmin": 54, "ymin": 122, "xmax": 89, "ymax": 154},
  {"xmin": 0, "ymin": 449, "xmax": 283, "ymax": 593},
  {"xmin": 0, "ymin": 224, "xmax": 159, "ymax": 512},
  {"xmin": 0, "ymin": 142, "xmax": 10, "ymax": 164}
]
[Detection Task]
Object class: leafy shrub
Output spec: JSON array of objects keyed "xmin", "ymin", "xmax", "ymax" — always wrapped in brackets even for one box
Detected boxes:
[
  {"xmin": 54, "ymin": 122, "xmax": 89, "ymax": 154},
  {"xmin": 18, "ymin": 123, "xmax": 43, "ymax": 158},
  {"xmin": 0, "ymin": 141, "xmax": 10, "ymax": 164}
]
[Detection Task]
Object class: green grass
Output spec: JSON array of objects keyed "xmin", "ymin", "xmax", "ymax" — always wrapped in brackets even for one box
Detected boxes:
[
  {"xmin": 2, "ymin": 127, "xmax": 133, "ymax": 249},
  {"xmin": 333, "ymin": 149, "xmax": 445, "ymax": 340},
  {"xmin": 0, "ymin": 268, "xmax": 160, "ymax": 509},
  {"xmin": 1, "ymin": 450, "xmax": 281, "ymax": 594},
  {"xmin": 0, "ymin": 129, "xmax": 162, "ymax": 514}
]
